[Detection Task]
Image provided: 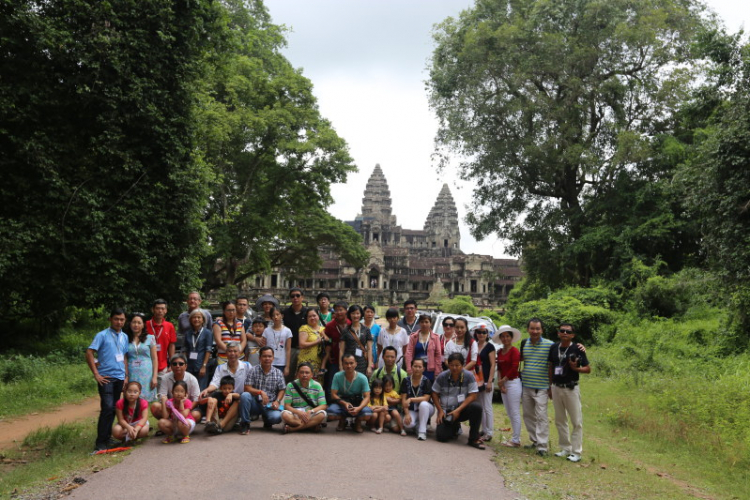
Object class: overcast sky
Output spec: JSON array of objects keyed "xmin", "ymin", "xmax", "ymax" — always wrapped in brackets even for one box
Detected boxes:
[{"xmin": 264, "ymin": 0, "xmax": 749, "ymax": 258}]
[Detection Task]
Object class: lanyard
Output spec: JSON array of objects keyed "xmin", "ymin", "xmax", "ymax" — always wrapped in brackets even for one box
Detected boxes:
[
  {"xmin": 110, "ymin": 329, "xmax": 123, "ymax": 355},
  {"xmin": 148, "ymin": 321, "xmax": 164, "ymax": 343},
  {"xmin": 405, "ymin": 318, "xmax": 418, "ymax": 333},
  {"xmin": 191, "ymin": 329, "xmax": 203, "ymax": 351},
  {"xmin": 418, "ymin": 333, "xmax": 430, "ymax": 353},
  {"xmin": 410, "ymin": 376, "xmax": 422, "ymax": 399},
  {"xmin": 557, "ymin": 344, "xmax": 571, "ymax": 366}
]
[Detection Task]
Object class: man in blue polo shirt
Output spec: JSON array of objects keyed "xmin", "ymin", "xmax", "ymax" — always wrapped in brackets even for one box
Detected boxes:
[
  {"xmin": 86, "ymin": 308, "xmax": 129, "ymax": 451},
  {"xmin": 520, "ymin": 317, "xmax": 554, "ymax": 456}
]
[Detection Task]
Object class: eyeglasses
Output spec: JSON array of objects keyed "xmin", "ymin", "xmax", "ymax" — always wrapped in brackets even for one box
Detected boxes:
[
  {"xmin": 290, "ymin": 294, "xmax": 302, "ymax": 298},
  {"xmin": 171, "ymin": 362, "xmax": 186, "ymax": 366},
  {"xmin": 558, "ymin": 329, "xmax": 573, "ymax": 334}
]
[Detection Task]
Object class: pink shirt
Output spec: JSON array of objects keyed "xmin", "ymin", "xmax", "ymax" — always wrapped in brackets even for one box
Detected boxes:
[
  {"xmin": 167, "ymin": 398, "xmax": 195, "ymax": 421},
  {"xmin": 115, "ymin": 398, "xmax": 149, "ymax": 423}
]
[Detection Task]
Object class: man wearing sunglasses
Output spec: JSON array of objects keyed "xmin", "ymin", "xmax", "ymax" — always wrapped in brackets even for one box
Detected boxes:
[
  {"xmin": 548, "ymin": 323, "xmax": 590, "ymax": 463},
  {"xmin": 151, "ymin": 353, "xmax": 202, "ymax": 422},
  {"xmin": 283, "ymin": 287, "xmax": 308, "ymax": 382}
]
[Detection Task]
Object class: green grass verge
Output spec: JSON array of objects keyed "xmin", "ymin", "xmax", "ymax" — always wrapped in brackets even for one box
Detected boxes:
[
  {"xmin": 0, "ymin": 420, "xmax": 128, "ymax": 498},
  {"xmin": 489, "ymin": 375, "xmax": 748, "ymax": 500},
  {"xmin": 0, "ymin": 362, "xmax": 96, "ymax": 420}
]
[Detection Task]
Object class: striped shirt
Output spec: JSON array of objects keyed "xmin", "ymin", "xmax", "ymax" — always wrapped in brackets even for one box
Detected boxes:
[
  {"xmin": 284, "ymin": 379, "xmax": 327, "ymax": 410},
  {"xmin": 521, "ymin": 337, "xmax": 554, "ymax": 390}
]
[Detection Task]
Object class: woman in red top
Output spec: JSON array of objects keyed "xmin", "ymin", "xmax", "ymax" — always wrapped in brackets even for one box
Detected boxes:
[{"xmin": 496, "ymin": 325, "xmax": 522, "ymax": 447}]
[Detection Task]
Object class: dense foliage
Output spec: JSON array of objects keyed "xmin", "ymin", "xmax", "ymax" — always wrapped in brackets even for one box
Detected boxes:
[{"xmin": 0, "ymin": 0, "xmax": 366, "ymax": 330}]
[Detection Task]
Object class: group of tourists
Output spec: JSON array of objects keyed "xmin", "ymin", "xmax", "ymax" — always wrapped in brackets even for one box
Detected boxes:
[{"xmin": 86, "ymin": 290, "xmax": 590, "ymax": 462}]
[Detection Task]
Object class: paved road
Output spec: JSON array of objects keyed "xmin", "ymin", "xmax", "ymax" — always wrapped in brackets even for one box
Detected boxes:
[{"xmin": 70, "ymin": 423, "xmax": 519, "ymax": 499}]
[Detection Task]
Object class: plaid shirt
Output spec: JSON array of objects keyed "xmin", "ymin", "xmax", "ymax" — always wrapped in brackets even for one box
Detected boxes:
[{"xmin": 245, "ymin": 365, "xmax": 285, "ymax": 401}]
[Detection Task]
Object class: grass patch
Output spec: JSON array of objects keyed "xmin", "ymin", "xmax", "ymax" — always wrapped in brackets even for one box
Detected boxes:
[
  {"xmin": 0, "ymin": 420, "xmax": 128, "ymax": 498},
  {"xmin": 0, "ymin": 362, "xmax": 96, "ymax": 420},
  {"xmin": 489, "ymin": 373, "xmax": 748, "ymax": 500},
  {"xmin": 0, "ymin": 320, "xmax": 104, "ymax": 420}
]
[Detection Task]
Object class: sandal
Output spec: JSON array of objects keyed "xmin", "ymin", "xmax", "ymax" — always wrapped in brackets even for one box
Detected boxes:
[
  {"xmin": 336, "ymin": 420, "xmax": 346, "ymax": 432},
  {"xmin": 501, "ymin": 441, "xmax": 520, "ymax": 448},
  {"xmin": 161, "ymin": 435, "xmax": 175, "ymax": 444},
  {"xmin": 400, "ymin": 429, "xmax": 407, "ymax": 436},
  {"xmin": 283, "ymin": 425, "xmax": 289, "ymax": 435},
  {"xmin": 180, "ymin": 435, "xmax": 190, "ymax": 444},
  {"xmin": 375, "ymin": 427, "xmax": 382, "ymax": 434},
  {"xmin": 354, "ymin": 422, "xmax": 364, "ymax": 433},
  {"xmin": 468, "ymin": 440, "xmax": 486, "ymax": 450}
]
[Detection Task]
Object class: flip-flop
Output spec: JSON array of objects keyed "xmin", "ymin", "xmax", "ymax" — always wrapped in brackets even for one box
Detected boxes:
[
  {"xmin": 354, "ymin": 423, "xmax": 364, "ymax": 433},
  {"xmin": 283, "ymin": 425, "xmax": 290, "ymax": 435},
  {"xmin": 336, "ymin": 420, "xmax": 346, "ymax": 432},
  {"xmin": 501, "ymin": 441, "xmax": 520, "ymax": 448},
  {"xmin": 161, "ymin": 436, "xmax": 175, "ymax": 444},
  {"xmin": 468, "ymin": 440, "xmax": 486, "ymax": 450},
  {"xmin": 180, "ymin": 435, "xmax": 190, "ymax": 444}
]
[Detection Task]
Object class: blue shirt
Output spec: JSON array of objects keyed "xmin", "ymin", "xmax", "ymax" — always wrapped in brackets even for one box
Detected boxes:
[{"xmin": 89, "ymin": 328, "xmax": 128, "ymax": 380}]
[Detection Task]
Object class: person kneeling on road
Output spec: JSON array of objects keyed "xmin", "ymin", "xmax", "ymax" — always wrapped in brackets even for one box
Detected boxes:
[
  {"xmin": 432, "ymin": 352, "xmax": 485, "ymax": 449},
  {"xmin": 328, "ymin": 353, "xmax": 373, "ymax": 433},
  {"xmin": 281, "ymin": 362, "xmax": 328, "ymax": 433},
  {"xmin": 204, "ymin": 376, "xmax": 240, "ymax": 435},
  {"xmin": 239, "ymin": 346, "xmax": 286, "ymax": 434}
]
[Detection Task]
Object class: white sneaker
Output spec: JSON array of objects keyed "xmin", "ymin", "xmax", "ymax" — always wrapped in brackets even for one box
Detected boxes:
[
  {"xmin": 417, "ymin": 433, "xmax": 427, "ymax": 441},
  {"xmin": 567, "ymin": 454, "xmax": 582, "ymax": 463},
  {"xmin": 554, "ymin": 450, "xmax": 569, "ymax": 458}
]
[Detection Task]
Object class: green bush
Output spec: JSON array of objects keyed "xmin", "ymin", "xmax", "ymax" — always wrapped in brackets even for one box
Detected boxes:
[
  {"xmin": 508, "ymin": 295, "xmax": 616, "ymax": 343},
  {"xmin": 440, "ymin": 295, "xmax": 478, "ymax": 316},
  {"xmin": 549, "ymin": 285, "xmax": 622, "ymax": 309}
]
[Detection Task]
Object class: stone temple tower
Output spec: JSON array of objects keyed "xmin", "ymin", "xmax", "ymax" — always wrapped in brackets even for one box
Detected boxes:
[
  {"xmin": 424, "ymin": 183, "xmax": 461, "ymax": 256},
  {"xmin": 355, "ymin": 164, "xmax": 399, "ymax": 246}
]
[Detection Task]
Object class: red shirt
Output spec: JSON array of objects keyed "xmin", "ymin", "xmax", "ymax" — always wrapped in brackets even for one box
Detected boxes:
[
  {"xmin": 324, "ymin": 319, "xmax": 351, "ymax": 364},
  {"xmin": 497, "ymin": 346, "xmax": 520, "ymax": 380},
  {"xmin": 147, "ymin": 319, "xmax": 177, "ymax": 371}
]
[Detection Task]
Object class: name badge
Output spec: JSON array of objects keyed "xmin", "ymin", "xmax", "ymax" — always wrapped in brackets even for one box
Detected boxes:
[
  {"xmin": 156, "ymin": 344, "xmax": 162, "ymax": 352},
  {"xmin": 132, "ymin": 360, "xmax": 142, "ymax": 367},
  {"xmin": 115, "ymin": 353, "xmax": 125, "ymax": 363},
  {"xmin": 355, "ymin": 348, "xmax": 363, "ymax": 357},
  {"xmin": 555, "ymin": 366, "xmax": 564, "ymax": 375},
  {"xmin": 189, "ymin": 352, "xmax": 199, "ymax": 360},
  {"xmin": 457, "ymin": 394, "xmax": 465, "ymax": 403}
]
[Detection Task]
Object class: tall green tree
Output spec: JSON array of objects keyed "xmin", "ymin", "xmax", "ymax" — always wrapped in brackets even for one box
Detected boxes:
[
  {"xmin": 428, "ymin": 0, "xmax": 712, "ymax": 287},
  {"xmin": 196, "ymin": 0, "xmax": 367, "ymax": 290},
  {"xmin": 0, "ymin": 0, "xmax": 214, "ymax": 325},
  {"xmin": 679, "ymin": 36, "xmax": 750, "ymax": 340}
]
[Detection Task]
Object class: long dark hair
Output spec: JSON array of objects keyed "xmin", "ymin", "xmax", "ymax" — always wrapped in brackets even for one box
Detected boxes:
[
  {"xmin": 127, "ymin": 312, "xmax": 148, "ymax": 343},
  {"xmin": 454, "ymin": 317, "xmax": 472, "ymax": 349},
  {"xmin": 123, "ymin": 381, "xmax": 143, "ymax": 422}
]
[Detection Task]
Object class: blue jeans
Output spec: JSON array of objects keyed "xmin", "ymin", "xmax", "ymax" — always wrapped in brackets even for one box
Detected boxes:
[
  {"xmin": 96, "ymin": 378, "xmax": 124, "ymax": 448},
  {"xmin": 240, "ymin": 392, "xmax": 282, "ymax": 425},
  {"xmin": 327, "ymin": 403, "xmax": 372, "ymax": 419}
]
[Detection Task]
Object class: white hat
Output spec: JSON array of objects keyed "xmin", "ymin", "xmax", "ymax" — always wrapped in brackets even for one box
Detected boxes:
[{"xmin": 496, "ymin": 325, "xmax": 521, "ymax": 344}]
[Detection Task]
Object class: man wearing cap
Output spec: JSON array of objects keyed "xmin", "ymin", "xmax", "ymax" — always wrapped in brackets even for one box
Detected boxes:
[
  {"xmin": 520, "ymin": 317, "xmax": 554, "ymax": 456},
  {"xmin": 548, "ymin": 323, "xmax": 590, "ymax": 463},
  {"xmin": 283, "ymin": 287, "xmax": 308, "ymax": 382}
]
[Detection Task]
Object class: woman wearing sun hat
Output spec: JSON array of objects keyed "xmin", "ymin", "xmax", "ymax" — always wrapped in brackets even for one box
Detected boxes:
[{"xmin": 496, "ymin": 324, "xmax": 522, "ymax": 447}]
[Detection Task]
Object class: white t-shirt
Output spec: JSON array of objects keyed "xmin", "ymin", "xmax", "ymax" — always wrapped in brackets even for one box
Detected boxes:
[
  {"xmin": 444, "ymin": 338, "xmax": 478, "ymax": 364},
  {"xmin": 263, "ymin": 325, "xmax": 292, "ymax": 367},
  {"xmin": 377, "ymin": 327, "xmax": 409, "ymax": 368}
]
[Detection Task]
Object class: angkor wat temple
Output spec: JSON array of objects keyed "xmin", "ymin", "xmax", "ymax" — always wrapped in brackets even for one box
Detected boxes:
[{"xmin": 248, "ymin": 165, "xmax": 523, "ymax": 308}]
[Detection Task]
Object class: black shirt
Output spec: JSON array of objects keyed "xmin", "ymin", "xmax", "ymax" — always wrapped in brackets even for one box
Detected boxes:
[
  {"xmin": 283, "ymin": 306, "xmax": 308, "ymax": 348},
  {"xmin": 548, "ymin": 342, "xmax": 589, "ymax": 384}
]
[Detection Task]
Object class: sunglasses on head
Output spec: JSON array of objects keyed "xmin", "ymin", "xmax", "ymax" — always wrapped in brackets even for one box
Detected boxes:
[{"xmin": 171, "ymin": 362, "xmax": 186, "ymax": 366}]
